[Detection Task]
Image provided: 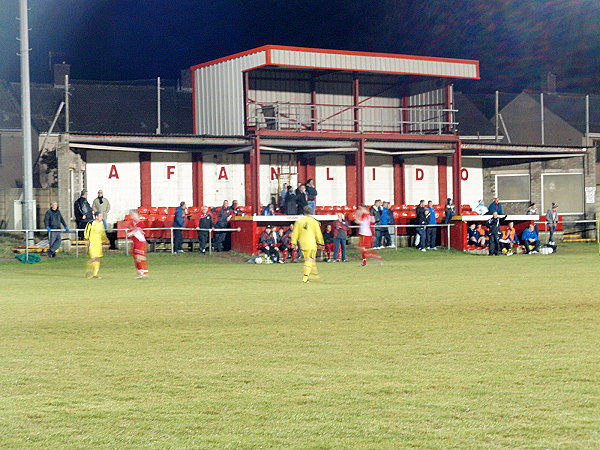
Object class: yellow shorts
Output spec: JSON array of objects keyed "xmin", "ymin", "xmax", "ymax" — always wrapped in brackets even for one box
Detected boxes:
[
  {"xmin": 302, "ymin": 248, "xmax": 317, "ymax": 260},
  {"xmin": 88, "ymin": 242, "xmax": 104, "ymax": 259}
]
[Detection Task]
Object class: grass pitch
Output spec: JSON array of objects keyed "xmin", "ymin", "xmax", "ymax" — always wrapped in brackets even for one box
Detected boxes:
[{"xmin": 1, "ymin": 246, "xmax": 599, "ymax": 448}]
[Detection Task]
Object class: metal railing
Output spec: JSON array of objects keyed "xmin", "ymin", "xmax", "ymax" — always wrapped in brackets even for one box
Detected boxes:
[
  {"xmin": 247, "ymin": 102, "xmax": 458, "ymax": 134},
  {"xmin": 347, "ymin": 223, "xmax": 455, "ymax": 250}
]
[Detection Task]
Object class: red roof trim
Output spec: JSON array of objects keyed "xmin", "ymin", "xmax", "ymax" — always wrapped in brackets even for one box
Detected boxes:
[{"xmin": 191, "ymin": 45, "xmax": 480, "ymax": 78}]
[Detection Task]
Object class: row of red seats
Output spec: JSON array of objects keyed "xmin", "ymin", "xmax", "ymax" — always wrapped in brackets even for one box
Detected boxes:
[{"xmin": 137, "ymin": 205, "xmax": 254, "ymax": 215}]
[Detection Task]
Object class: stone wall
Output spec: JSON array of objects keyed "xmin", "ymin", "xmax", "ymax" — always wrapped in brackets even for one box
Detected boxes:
[{"xmin": 57, "ymin": 140, "xmax": 86, "ymax": 227}]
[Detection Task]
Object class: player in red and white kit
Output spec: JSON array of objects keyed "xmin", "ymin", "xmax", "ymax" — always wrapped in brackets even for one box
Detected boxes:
[
  {"xmin": 127, "ymin": 209, "xmax": 149, "ymax": 279},
  {"xmin": 355, "ymin": 205, "xmax": 383, "ymax": 266}
]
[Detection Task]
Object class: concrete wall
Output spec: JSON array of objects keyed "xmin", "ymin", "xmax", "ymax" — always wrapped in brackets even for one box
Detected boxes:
[{"xmin": 57, "ymin": 142, "xmax": 86, "ymax": 227}]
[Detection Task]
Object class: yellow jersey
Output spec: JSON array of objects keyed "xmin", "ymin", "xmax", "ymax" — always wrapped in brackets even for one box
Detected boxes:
[
  {"xmin": 84, "ymin": 220, "xmax": 108, "ymax": 258},
  {"xmin": 291, "ymin": 215, "xmax": 324, "ymax": 250}
]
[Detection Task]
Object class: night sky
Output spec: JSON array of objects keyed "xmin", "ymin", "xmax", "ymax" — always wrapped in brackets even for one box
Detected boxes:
[{"xmin": 0, "ymin": 0, "xmax": 598, "ymax": 93}]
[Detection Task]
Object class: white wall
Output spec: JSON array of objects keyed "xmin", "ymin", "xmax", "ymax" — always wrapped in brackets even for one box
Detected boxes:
[
  {"xmin": 85, "ymin": 150, "xmax": 141, "ymax": 223},
  {"xmin": 202, "ymin": 152, "xmax": 245, "ymax": 206},
  {"xmin": 405, "ymin": 156, "xmax": 438, "ymax": 205},
  {"xmin": 365, "ymin": 155, "xmax": 394, "ymax": 204},
  {"xmin": 446, "ymin": 158, "xmax": 483, "ymax": 208},
  {"xmin": 259, "ymin": 154, "xmax": 298, "ymax": 205},
  {"xmin": 315, "ymin": 154, "xmax": 346, "ymax": 206},
  {"xmin": 150, "ymin": 153, "xmax": 193, "ymax": 207}
]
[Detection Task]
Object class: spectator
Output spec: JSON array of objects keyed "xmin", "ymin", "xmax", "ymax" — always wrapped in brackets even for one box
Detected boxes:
[
  {"xmin": 280, "ymin": 224, "xmax": 297, "ymax": 263},
  {"xmin": 322, "ymin": 224, "xmax": 334, "ymax": 262},
  {"xmin": 546, "ymin": 203, "xmax": 558, "ymax": 244},
  {"xmin": 262, "ymin": 204, "xmax": 275, "ymax": 216},
  {"xmin": 74, "ymin": 190, "xmax": 93, "ymax": 236},
  {"xmin": 173, "ymin": 201, "xmax": 187, "ymax": 253},
  {"xmin": 296, "ymin": 184, "xmax": 309, "ymax": 213},
  {"xmin": 214, "ymin": 200, "xmax": 232, "ymax": 252},
  {"xmin": 44, "ymin": 201, "xmax": 69, "ymax": 258},
  {"xmin": 284, "ymin": 185, "xmax": 297, "ymax": 215},
  {"xmin": 444, "ymin": 197, "xmax": 455, "ymax": 223},
  {"xmin": 92, "ymin": 189, "xmax": 111, "ymax": 230},
  {"xmin": 488, "ymin": 197, "xmax": 504, "ymax": 215},
  {"xmin": 369, "ymin": 200, "xmax": 383, "ymax": 248},
  {"xmin": 521, "ymin": 223, "xmax": 540, "ymax": 254},
  {"xmin": 259, "ymin": 225, "xmax": 281, "ymax": 263},
  {"xmin": 526, "ymin": 202, "xmax": 539, "ymax": 215},
  {"xmin": 230, "ymin": 200, "xmax": 241, "ymax": 216},
  {"xmin": 379, "ymin": 201, "xmax": 394, "ymax": 248},
  {"xmin": 196, "ymin": 206, "xmax": 213, "ymax": 254},
  {"xmin": 474, "ymin": 199, "xmax": 488, "ymax": 215},
  {"xmin": 487, "ymin": 211, "xmax": 502, "ymax": 256},
  {"xmin": 333, "ymin": 212, "xmax": 349, "ymax": 262},
  {"xmin": 425, "ymin": 200, "xmax": 437, "ymax": 250},
  {"xmin": 467, "ymin": 223, "xmax": 486, "ymax": 247},
  {"xmin": 499, "ymin": 221, "xmax": 519, "ymax": 255},
  {"xmin": 476, "ymin": 224, "xmax": 488, "ymax": 243},
  {"xmin": 280, "ymin": 183, "xmax": 288, "ymax": 207},
  {"xmin": 305, "ymin": 179, "xmax": 318, "ymax": 213},
  {"xmin": 415, "ymin": 200, "xmax": 427, "ymax": 251}
]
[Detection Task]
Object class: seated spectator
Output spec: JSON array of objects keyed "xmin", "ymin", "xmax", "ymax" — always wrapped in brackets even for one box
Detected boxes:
[
  {"xmin": 488, "ymin": 197, "xmax": 503, "ymax": 215},
  {"xmin": 444, "ymin": 198, "xmax": 456, "ymax": 223},
  {"xmin": 499, "ymin": 221, "xmax": 519, "ymax": 255},
  {"xmin": 280, "ymin": 224, "xmax": 297, "ymax": 263},
  {"xmin": 526, "ymin": 202, "xmax": 539, "ymax": 215},
  {"xmin": 467, "ymin": 223, "xmax": 486, "ymax": 247},
  {"xmin": 230, "ymin": 200, "xmax": 242, "ymax": 216},
  {"xmin": 322, "ymin": 224, "xmax": 334, "ymax": 262},
  {"xmin": 474, "ymin": 199, "xmax": 488, "ymax": 215},
  {"xmin": 262, "ymin": 204, "xmax": 275, "ymax": 216},
  {"xmin": 258, "ymin": 225, "xmax": 281, "ymax": 263},
  {"xmin": 521, "ymin": 223, "xmax": 540, "ymax": 254}
]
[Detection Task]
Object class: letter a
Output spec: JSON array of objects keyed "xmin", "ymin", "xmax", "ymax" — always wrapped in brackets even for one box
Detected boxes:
[
  {"xmin": 108, "ymin": 164, "xmax": 119, "ymax": 179},
  {"xmin": 218, "ymin": 166, "xmax": 228, "ymax": 180}
]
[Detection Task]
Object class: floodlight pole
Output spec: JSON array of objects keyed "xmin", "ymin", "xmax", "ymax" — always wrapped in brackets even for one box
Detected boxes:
[
  {"xmin": 156, "ymin": 76, "xmax": 161, "ymax": 134},
  {"xmin": 585, "ymin": 95, "xmax": 590, "ymax": 147},
  {"xmin": 494, "ymin": 90, "xmax": 499, "ymax": 143},
  {"xmin": 540, "ymin": 93, "xmax": 545, "ymax": 145},
  {"xmin": 18, "ymin": 0, "xmax": 34, "ymax": 234}
]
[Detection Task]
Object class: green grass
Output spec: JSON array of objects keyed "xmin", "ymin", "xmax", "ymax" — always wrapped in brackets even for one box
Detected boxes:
[{"xmin": 1, "ymin": 246, "xmax": 599, "ymax": 448}]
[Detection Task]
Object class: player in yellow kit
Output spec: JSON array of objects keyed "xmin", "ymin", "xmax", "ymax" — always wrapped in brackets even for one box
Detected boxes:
[
  {"xmin": 84, "ymin": 211, "xmax": 109, "ymax": 279},
  {"xmin": 291, "ymin": 205, "xmax": 324, "ymax": 283}
]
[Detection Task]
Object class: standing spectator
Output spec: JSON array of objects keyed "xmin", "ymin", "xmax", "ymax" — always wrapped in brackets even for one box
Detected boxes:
[
  {"xmin": 380, "ymin": 201, "xmax": 394, "ymax": 248},
  {"xmin": 284, "ymin": 185, "xmax": 297, "ymax": 215},
  {"xmin": 415, "ymin": 200, "xmax": 427, "ymax": 251},
  {"xmin": 262, "ymin": 204, "xmax": 275, "ymax": 216},
  {"xmin": 296, "ymin": 184, "xmax": 309, "ymax": 213},
  {"xmin": 214, "ymin": 200, "xmax": 232, "ymax": 251},
  {"xmin": 92, "ymin": 189, "xmax": 111, "ymax": 230},
  {"xmin": 521, "ymin": 223, "xmax": 540, "ymax": 254},
  {"xmin": 444, "ymin": 198, "xmax": 455, "ymax": 223},
  {"xmin": 280, "ymin": 224, "xmax": 297, "ymax": 263},
  {"xmin": 425, "ymin": 200, "xmax": 437, "ymax": 250},
  {"xmin": 322, "ymin": 224, "xmax": 334, "ymax": 262},
  {"xmin": 499, "ymin": 221, "xmax": 519, "ymax": 256},
  {"xmin": 487, "ymin": 211, "xmax": 502, "ymax": 256},
  {"xmin": 44, "ymin": 201, "xmax": 69, "ymax": 258},
  {"xmin": 369, "ymin": 199, "xmax": 383, "ymax": 248},
  {"xmin": 474, "ymin": 199, "xmax": 488, "ymax": 215},
  {"xmin": 230, "ymin": 200, "xmax": 241, "ymax": 216},
  {"xmin": 488, "ymin": 197, "xmax": 504, "ymax": 215},
  {"xmin": 305, "ymin": 179, "xmax": 318, "ymax": 213},
  {"xmin": 74, "ymin": 190, "xmax": 93, "ymax": 237},
  {"xmin": 173, "ymin": 201, "xmax": 187, "ymax": 253},
  {"xmin": 280, "ymin": 182, "xmax": 288, "ymax": 208},
  {"xmin": 196, "ymin": 206, "xmax": 213, "ymax": 254},
  {"xmin": 333, "ymin": 212, "xmax": 349, "ymax": 262},
  {"xmin": 546, "ymin": 203, "xmax": 559, "ymax": 244},
  {"xmin": 259, "ymin": 225, "xmax": 281, "ymax": 263}
]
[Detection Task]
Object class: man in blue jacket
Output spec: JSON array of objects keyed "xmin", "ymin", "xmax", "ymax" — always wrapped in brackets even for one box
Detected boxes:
[
  {"xmin": 379, "ymin": 201, "xmax": 393, "ymax": 248},
  {"xmin": 426, "ymin": 200, "xmax": 437, "ymax": 250},
  {"xmin": 488, "ymin": 197, "xmax": 504, "ymax": 215},
  {"xmin": 44, "ymin": 201, "xmax": 69, "ymax": 258},
  {"xmin": 521, "ymin": 223, "xmax": 540, "ymax": 254},
  {"xmin": 173, "ymin": 201, "xmax": 187, "ymax": 253}
]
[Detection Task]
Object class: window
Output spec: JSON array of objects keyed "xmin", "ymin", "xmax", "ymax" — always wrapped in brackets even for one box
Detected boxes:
[
  {"xmin": 542, "ymin": 173, "xmax": 584, "ymax": 214},
  {"xmin": 495, "ymin": 174, "xmax": 530, "ymax": 202}
]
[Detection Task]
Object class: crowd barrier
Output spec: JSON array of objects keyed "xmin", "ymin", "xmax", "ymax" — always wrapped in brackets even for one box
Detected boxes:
[{"xmin": 349, "ymin": 223, "xmax": 455, "ymax": 250}]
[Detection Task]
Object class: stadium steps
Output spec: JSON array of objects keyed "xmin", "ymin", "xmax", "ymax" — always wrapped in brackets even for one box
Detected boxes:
[{"xmin": 562, "ymin": 234, "xmax": 595, "ymax": 243}]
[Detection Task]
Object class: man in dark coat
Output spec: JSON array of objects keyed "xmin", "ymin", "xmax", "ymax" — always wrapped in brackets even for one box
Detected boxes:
[
  {"xmin": 487, "ymin": 211, "xmax": 502, "ymax": 256},
  {"xmin": 305, "ymin": 179, "xmax": 318, "ymax": 213},
  {"xmin": 213, "ymin": 200, "xmax": 232, "ymax": 251},
  {"xmin": 259, "ymin": 225, "xmax": 280, "ymax": 263},
  {"xmin": 415, "ymin": 200, "xmax": 427, "ymax": 251},
  {"xmin": 44, "ymin": 201, "xmax": 69, "ymax": 258},
  {"xmin": 284, "ymin": 185, "xmax": 297, "ymax": 215},
  {"xmin": 196, "ymin": 206, "xmax": 214, "ymax": 254},
  {"xmin": 296, "ymin": 184, "xmax": 309, "ymax": 213},
  {"xmin": 173, "ymin": 201, "xmax": 187, "ymax": 253},
  {"xmin": 74, "ymin": 190, "xmax": 93, "ymax": 238}
]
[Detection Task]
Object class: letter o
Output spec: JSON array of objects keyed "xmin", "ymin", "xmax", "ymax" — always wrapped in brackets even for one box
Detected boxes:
[{"xmin": 460, "ymin": 168, "xmax": 469, "ymax": 181}]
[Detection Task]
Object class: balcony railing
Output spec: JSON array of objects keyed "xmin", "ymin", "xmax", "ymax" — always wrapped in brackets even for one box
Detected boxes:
[{"xmin": 246, "ymin": 102, "xmax": 458, "ymax": 135}]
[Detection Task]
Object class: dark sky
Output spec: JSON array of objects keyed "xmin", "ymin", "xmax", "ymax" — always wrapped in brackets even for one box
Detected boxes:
[{"xmin": 1, "ymin": 0, "xmax": 598, "ymax": 93}]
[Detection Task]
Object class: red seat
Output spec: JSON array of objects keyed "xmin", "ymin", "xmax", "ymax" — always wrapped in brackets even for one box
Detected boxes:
[
  {"xmin": 138, "ymin": 206, "xmax": 149, "ymax": 214},
  {"xmin": 148, "ymin": 207, "xmax": 159, "ymax": 214},
  {"xmin": 156, "ymin": 207, "xmax": 169, "ymax": 215}
]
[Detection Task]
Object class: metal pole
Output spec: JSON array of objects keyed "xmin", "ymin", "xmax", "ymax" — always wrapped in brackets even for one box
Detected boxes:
[
  {"xmin": 495, "ymin": 90, "xmax": 499, "ymax": 142},
  {"xmin": 540, "ymin": 93, "xmax": 545, "ymax": 145},
  {"xmin": 124, "ymin": 228, "xmax": 129, "ymax": 255},
  {"xmin": 208, "ymin": 230, "xmax": 212, "ymax": 255},
  {"xmin": 585, "ymin": 95, "xmax": 590, "ymax": 147},
  {"xmin": 18, "ymin": 0, "xmax": 34, "ymax": 234},
  {"xmin": 75, "ymin": 229, "xmax": 79, "ymax": 258},
  {"xmin": 447, "ymin": 224, "xmax": 451, "ymax": 250},
  {"xmin": 170, "ymin": 227, "xmax": 174, "ymax": 254},
  {"xmin": 156, "ymin": 76, "xmax": 161, "ymax": 134},
  {"xmin": 64, "ymin": 75, "xmax": 70, "ymax": 133},
  {"xmin": 24, "ymin": 230, "xmax": 29, "ymax": 260}
]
